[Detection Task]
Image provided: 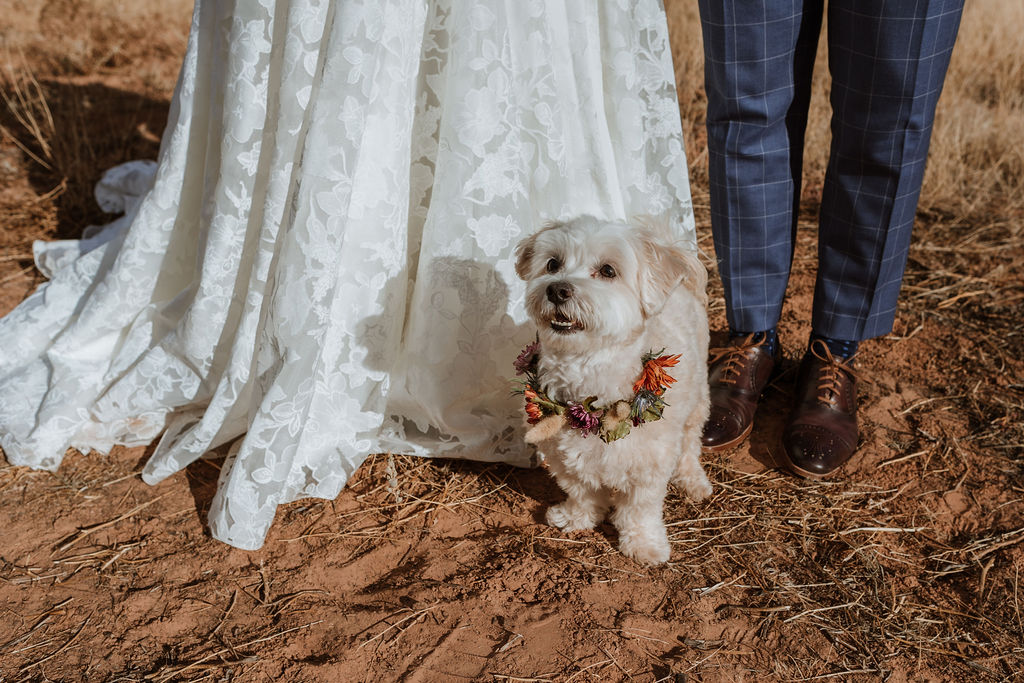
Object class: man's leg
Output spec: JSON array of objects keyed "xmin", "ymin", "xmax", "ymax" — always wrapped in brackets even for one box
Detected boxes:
[
  {"xmin": 699, "ymin": 0, "xmax": 822, "ymax": 334},
  {"xmin": 783, "ymin": 0, "xmax": 964, "ymax": 478},
  {"xmin": 814, "ymin": 0, "xmax": 964, "ymax": 340},
  {"xmin": 698, "ymin": 0, "xmax": 822, "ymax": 451}
]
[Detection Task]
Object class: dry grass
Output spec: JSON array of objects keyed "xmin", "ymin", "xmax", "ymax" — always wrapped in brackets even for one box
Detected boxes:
[
  {"xmin": 0, "ymin": 1, "xmax": 1023, "ymax": 681},
  {"xmin": 923, "ymin": 1, "xmax": 1024, "ymax": 223},
  {"xmin": 0, "ymin": 0, "xmax": 189, "ymax": 250},
  {"xmin": 0, "ymin": 0, "xmax": 191, "ymax": 83}
]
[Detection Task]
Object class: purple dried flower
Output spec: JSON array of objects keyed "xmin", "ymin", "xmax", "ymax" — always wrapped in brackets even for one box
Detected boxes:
[
  {"xmin": 566, "ymin": 403, "xmax": 602, "ymax": 437},
  {"xmin": 631, "ymin": 390, "xmax": 657, "ymax": 416},
  {"xmin": 514, "ymin": 340, "xmax": 540, "ymax": 375},
  {"xmin": 630, "ymin": 389, "xmax": 661, "ymax": 426}
]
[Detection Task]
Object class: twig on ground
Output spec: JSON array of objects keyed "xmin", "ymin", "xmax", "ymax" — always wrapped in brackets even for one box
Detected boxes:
[
  {"xmin": 146, "ymin": 620, "xmax": 323, "ymax": 682},
  {"xmin": 54, "ymin": 492, "xmax": 172, "ymax": 553},
  {"xmin": 18, "ymin": 616, "xmax": 90, "ymax": 673}
]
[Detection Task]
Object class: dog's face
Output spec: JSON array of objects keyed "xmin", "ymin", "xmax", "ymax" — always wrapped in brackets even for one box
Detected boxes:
[{"xmin": 515, "ymin": 216, "xmax": 703, "ymax": 349}]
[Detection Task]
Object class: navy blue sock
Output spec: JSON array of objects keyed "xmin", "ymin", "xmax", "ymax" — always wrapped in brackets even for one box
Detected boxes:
[
  {"xmin": 730, "ymin": 327, "xmax": 778, "ymax": 357},
  {"xmin": 809, "ymin": 332, "xmax": 858, "ymax": 360}
]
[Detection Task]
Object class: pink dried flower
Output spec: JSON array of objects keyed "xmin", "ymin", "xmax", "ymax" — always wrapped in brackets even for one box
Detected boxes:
[
  {"xmin": 514, "ymin": 340, "xmax": 540, "ymax": 375},
  {"xmin": 566, "ymin": 403, "xmax": 601, "ymax": 437}
]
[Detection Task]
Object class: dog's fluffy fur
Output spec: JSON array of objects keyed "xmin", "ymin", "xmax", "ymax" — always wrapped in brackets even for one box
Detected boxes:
[{"xmin": 515, "ymin": 215, "xmax": 712, "ymax": 565}]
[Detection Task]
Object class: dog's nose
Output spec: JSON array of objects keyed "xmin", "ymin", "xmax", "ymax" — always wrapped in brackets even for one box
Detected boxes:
[{"xmin": 546, "ymin": 282, "xmax": 574, "ymax": 304}]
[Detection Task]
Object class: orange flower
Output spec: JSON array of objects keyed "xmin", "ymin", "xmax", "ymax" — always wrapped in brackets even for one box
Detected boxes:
[
  {"xmin": 525, "ymin": 400, "xmax": 543, "ymax": 424},
  {"xmin": 523, "ymin": 385, "xmax": 544, "ymax": 423},
  {"xmin": 633, "ymin": 354, "xmax": 680, "ymax": 394}
]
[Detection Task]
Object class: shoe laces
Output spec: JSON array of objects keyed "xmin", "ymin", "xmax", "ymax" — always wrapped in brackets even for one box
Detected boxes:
[
  {"xmin": 709, "ymin": 334, "xmax": 765, "ymax": 386},
  {"xmin": 809, "ymin": 340, "xmax": 859, "ymax": 403}
]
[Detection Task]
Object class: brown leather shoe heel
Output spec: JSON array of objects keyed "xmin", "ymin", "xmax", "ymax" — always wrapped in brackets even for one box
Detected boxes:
[
  {"xmin": 701, "ymin": 335, "xmax": 781, "ymax": 452},
  {"xmin": 781, "ymin": 340, "xmax": 859, "ymax": 479}
]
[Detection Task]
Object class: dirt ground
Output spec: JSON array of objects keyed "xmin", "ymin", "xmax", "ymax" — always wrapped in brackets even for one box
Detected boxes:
[{"xmin": 2, "ymin": 2, "xmax": 1023, "ymax": 682}]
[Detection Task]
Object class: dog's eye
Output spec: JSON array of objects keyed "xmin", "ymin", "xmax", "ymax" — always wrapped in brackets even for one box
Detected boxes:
[
  {"xmin": 546, "ymin": 258, "xmax": 561, "ymax": 273},
  {"xmin": 599, "ymin": 264, "xmax": 617, "ymax": 278}
]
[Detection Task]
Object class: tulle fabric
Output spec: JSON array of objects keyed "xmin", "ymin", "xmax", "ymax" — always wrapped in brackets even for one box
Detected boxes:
[{"xmin": 0, "ymin": 0, "xmax": 695, "ymax": 549}]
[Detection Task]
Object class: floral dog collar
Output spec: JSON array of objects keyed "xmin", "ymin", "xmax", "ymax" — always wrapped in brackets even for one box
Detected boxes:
[{"xmin": 512, "ymin": 340, "xmax": 680, "ymax": 443}]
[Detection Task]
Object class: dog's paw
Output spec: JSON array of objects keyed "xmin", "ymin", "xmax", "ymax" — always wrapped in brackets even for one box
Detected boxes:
[
  {"xmin": 685, "ymin": 475, "xmax": 713, "ymax": 502},
  {"xmin": 619, "ymin": 534, "xmax": 671, "ymax": 566},
  {"xmin": 674, "ymin": 470, "xmax": 713, "ymax": 502},
  {"xmin": 546, "ymin": 503, "xmax": 599, "ymax": 532}
]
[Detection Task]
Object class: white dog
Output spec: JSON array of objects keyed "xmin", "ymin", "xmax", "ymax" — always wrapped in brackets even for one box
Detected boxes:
[{"xmin": 514, "ymin": 215, "xmax": 712, "ymax": 565}]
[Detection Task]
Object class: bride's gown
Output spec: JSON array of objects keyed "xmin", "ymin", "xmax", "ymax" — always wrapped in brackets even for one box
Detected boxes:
[{"xmin": 0, "ymin": 0, "xmax": 695, "ymax": 549}]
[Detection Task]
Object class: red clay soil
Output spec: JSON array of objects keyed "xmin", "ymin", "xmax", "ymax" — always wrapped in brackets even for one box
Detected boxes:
[{"xmin": 1, "ymin": 3, "xmax": 1023, "ymax": 682}]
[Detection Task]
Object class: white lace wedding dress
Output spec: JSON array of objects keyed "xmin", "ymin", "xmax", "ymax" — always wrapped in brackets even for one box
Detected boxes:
[{"xmin": 0, "ymin": 0, "xmax": 695, "ymax": 549}]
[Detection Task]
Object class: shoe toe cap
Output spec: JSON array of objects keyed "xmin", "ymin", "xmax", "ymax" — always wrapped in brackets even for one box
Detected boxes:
[
  {"xmin": 701, "ymin": 407, "xmax": 749, "ymax": 450},
  {"xmin": 783, "ymin": 424, "xmax": 856, "ymax": 477}
]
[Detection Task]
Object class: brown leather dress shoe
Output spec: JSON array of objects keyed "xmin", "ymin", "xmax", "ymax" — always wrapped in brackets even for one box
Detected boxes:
[
  {"xmin": 701, "ymin": 335, "xmax": 781, "ymax": 452},
  {"xmin": 781, "ymin": 341, "xmax": 859, "ymax": 479}
]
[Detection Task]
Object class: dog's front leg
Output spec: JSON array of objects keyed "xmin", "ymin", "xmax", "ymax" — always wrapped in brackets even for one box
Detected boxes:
[
  {"xmin": 672, "ymin": 443, "xmax": 713, "ymax": 502},
  {"xmin": 610, "ymin": 486, "xmax": 671, "ymax": 565},
  {"xmin": 545, "ymin": 467, "xmax": 610, "ymax": 532}
]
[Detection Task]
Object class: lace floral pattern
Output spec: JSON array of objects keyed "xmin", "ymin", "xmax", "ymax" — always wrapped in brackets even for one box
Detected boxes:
[{"xmin": 0, "ymin": 0, "xmax": 695, "ymax": 549}]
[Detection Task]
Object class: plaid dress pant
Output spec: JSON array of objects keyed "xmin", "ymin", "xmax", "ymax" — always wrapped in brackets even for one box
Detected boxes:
[{"xmin": 697, "ymin": 0, "xmax": 964, "ymax": 340}]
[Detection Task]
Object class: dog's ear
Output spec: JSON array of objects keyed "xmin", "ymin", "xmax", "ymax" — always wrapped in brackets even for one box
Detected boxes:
[
  {"xmin": 514, "ymin": 221, "xmax": 562, "ymax": 280},
  {"xmin": 633, "ymin": 215, "xmax": 708, "ymax": 317},
  {"xmin": 514, "ymin": 233, "xmax": 538, "ymax": 281}
]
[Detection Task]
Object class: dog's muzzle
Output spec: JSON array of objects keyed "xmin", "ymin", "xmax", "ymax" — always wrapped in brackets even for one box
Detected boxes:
[{"xmin": 545, "ymin": 281, "xmax": 582, "ymax": 333}]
